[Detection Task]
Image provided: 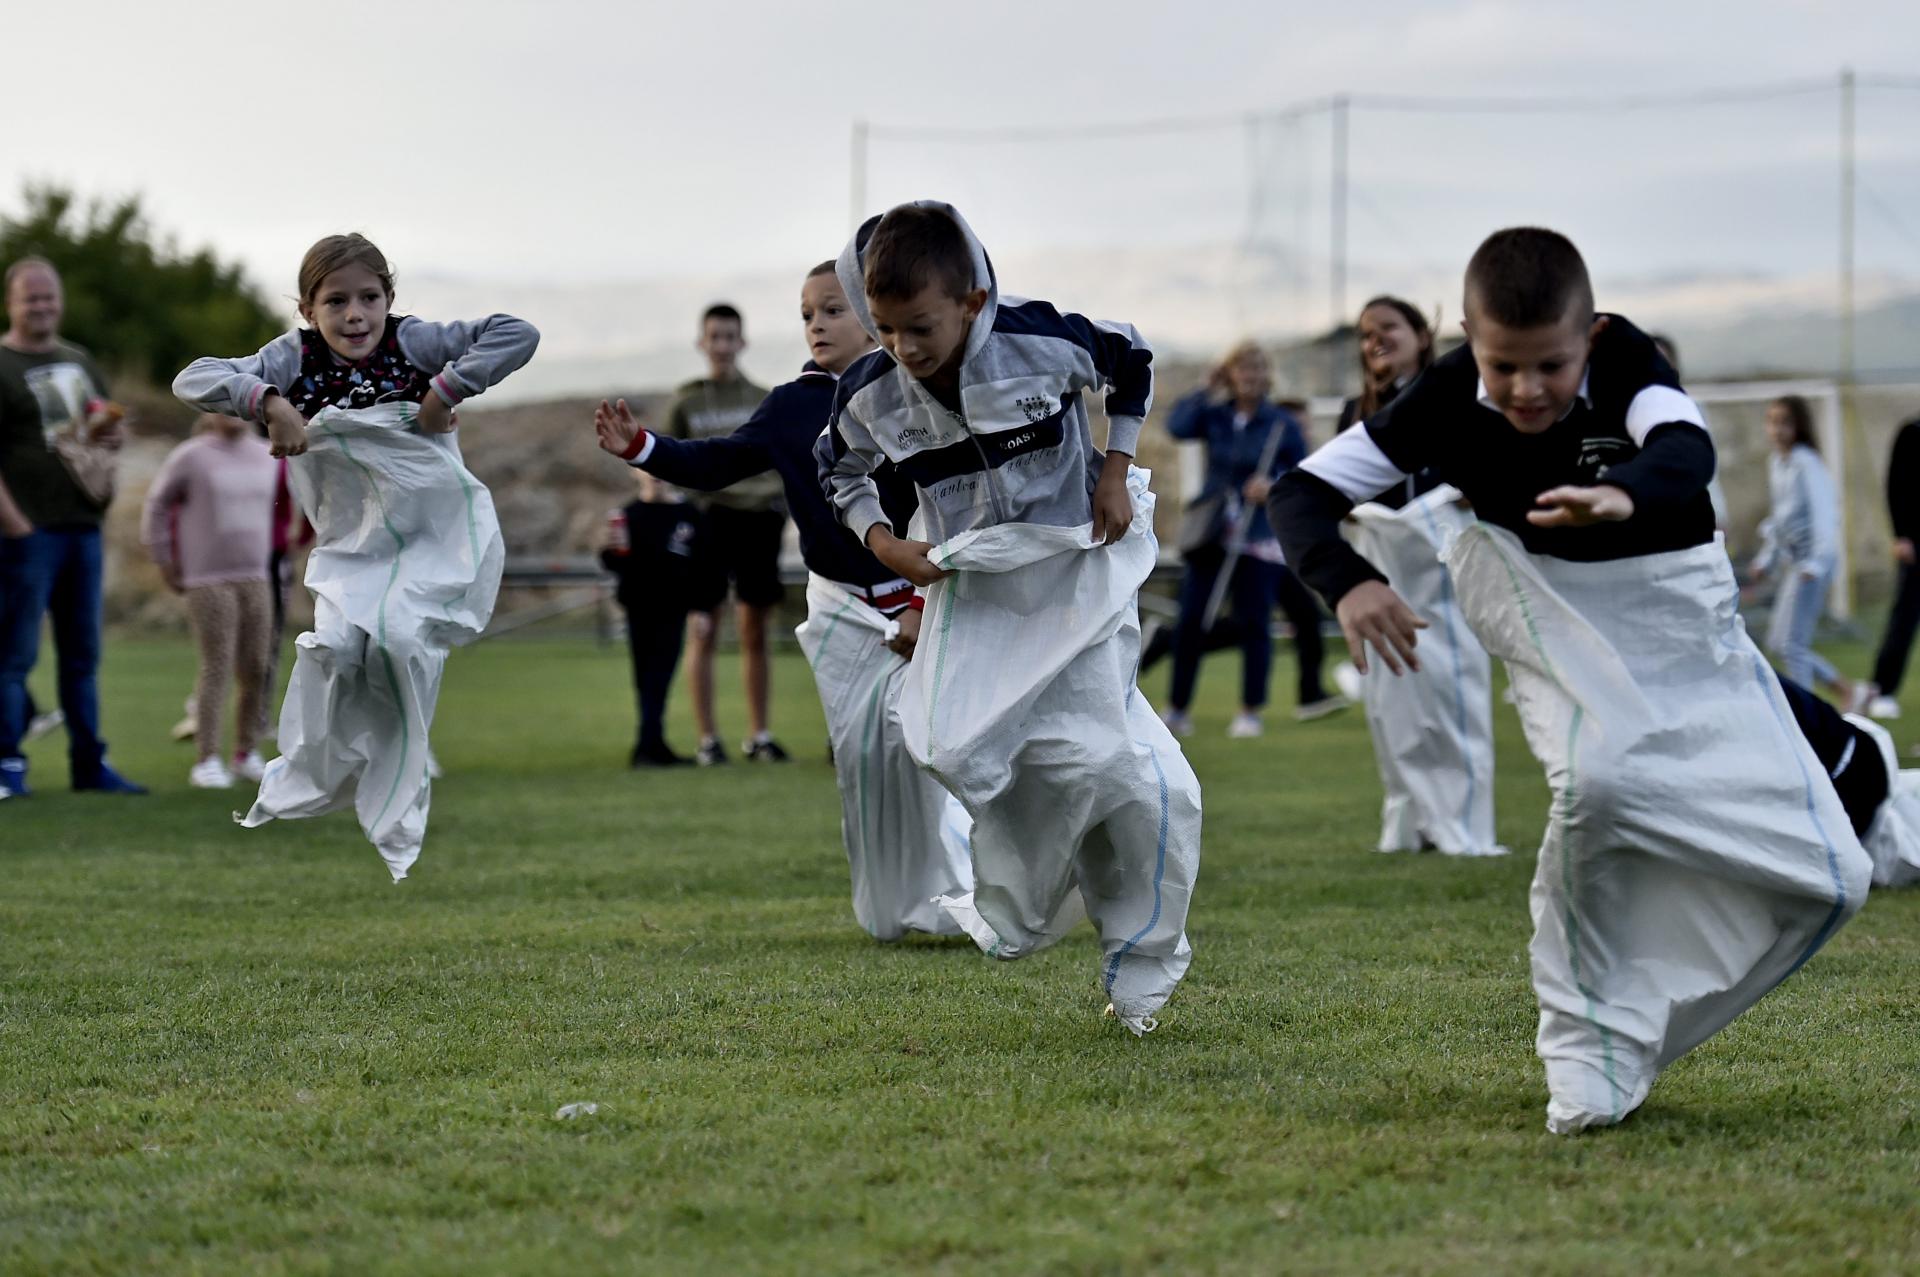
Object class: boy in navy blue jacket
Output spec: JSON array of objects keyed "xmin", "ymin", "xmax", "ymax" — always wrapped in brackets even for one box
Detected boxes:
[
  {"xmin": 593, "ymin": 262, "xmax": 970, "ymax": 939},
  {"xmin": 597, "ymin": 263, "xmax": 918, "ymax": 616}
]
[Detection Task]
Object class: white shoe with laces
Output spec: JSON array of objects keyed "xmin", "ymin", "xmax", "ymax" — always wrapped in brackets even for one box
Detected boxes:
[
  {"xmin": 188, "ymin": 757, "xmax": 234, "ymax": 789},
  {"xmin": 1227, "ymin": 712, "xmax": 1264, "ymax": 739},
  {"xmin": 232, "ymin": 752, "xmax": 268, "ymax": 783},
  {"xmin": 1868, "ymin": 695, "xmax": 1902, "ymax": 720}
]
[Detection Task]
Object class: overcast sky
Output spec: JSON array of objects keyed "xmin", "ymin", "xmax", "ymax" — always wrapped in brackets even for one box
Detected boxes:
[{"xmin": 10, "ymin": 1, "xmax": 1920, "ymax": 387}]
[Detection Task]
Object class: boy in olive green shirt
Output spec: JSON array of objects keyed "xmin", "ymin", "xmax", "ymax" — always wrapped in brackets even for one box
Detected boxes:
[{"xmin": 663, "ymin": 303, "xmax": 787, "ymax": 766}]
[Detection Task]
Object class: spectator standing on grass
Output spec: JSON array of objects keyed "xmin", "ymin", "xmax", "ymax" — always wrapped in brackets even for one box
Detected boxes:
[
  {"xmin": 1852, "ymin": 413, "xmax": 1920, "ymax": 720},
  {"xmin": 1162, "ymin": 341, "xmax": 1338, "ymax": 738},
  {"xmin": 140, "ymin": 413, "xmax": 278, "ymax": 788},
  {"xmin": 600, "ymin": 469, "xmax": 701, "ymax": 767},
  {"xmin": 0, "ymin": 256, "xmax": 145, "ymax": 797},
  {"xmin": 1752, "ymin": 394, "xmax": 1855, "ymax": 703},
  {"xmin": 664, "ymin": 304, "xmax": 787, "ymax": 766}
]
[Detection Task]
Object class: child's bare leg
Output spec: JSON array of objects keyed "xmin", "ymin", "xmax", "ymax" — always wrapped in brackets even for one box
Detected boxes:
[
  {"xmin": 739, "ymin": 601, "xmax": 770, "ymax": 738},
  {"xmin": 686, "ymin": 610, "xmax": 718, "ymax": 741}
]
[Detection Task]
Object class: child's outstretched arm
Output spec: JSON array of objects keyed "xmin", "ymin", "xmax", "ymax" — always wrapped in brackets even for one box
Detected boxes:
[
  {"xmin": 173, "ymin": 332, "xmax": 303, "ymax": 425},
  {"xmin": 1269, "ymin": 418, "xmax": 1430, "ymax": 674},
  {"xmin": 396, "ymin": 315, "xmax": 540, "ymax": 430},
  {"xmin": 173, "ymin": 333, "xmax": 310, "ymax": 456},
  {"xmin": 594, "ymin": 392, "xmax": 778, "ymax": 491}
]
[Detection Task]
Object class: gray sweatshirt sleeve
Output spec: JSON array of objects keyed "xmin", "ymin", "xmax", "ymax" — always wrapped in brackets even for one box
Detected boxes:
[
  {"xmin": 396, "ymin": 314, "xmax": 540, "ymax": 406},
  {"xmin": 171, "ymin": 331, "xmax": 303, "ymax": 423},
  {"xmin": 819, "ymin": 384, "xmax": 892, "ymax": 546}
]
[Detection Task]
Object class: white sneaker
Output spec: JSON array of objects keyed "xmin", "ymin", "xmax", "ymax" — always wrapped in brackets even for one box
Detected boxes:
[
  {"xmin": 1161, "ymin": 708, "xmax": 1194, "ymax": 738},
  {"xmin": 232, "ymin": 751, "xmax": 268, "ymax": 783},
  {"xmin": 1227, "ymin": 712, "xmax": 1264, "ymax": 739},
  {"xmin": 188, "ymin": 757, "xmax": 234, "ymax": 789},
  {"xmin": 169, "ymin": 715, "xmax": 196, "ymax": 743},
  {"xmin": 1294, "ymin": 695, "xmax": 1348, "ymax": 722},
  {"xmin": 24, "ymin": 708, "xmax": 64, "ymax": 743},
  {"xmin": 1868, "ymin": 695, "xmax": 1902, "ymax": 720}
]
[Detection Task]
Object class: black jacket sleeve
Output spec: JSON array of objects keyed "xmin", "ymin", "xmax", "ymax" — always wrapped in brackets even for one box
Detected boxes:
[
  {"xmin": 1267, "ymin": 470, "xmax": 1387, "ymax": 608},
  {"xmin": 1598, "ymin": 422, "xmax": 1716, "ymax": 514}
]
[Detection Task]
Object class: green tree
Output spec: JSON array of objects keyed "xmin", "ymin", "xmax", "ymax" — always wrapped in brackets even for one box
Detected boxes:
[{"xmin": 0, "ymin": 184, "xmax": 281, "ymax": 388}]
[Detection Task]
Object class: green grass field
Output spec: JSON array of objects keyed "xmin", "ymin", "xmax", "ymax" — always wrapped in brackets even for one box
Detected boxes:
[{"xmin": 3, "ymin": 632, "xmax": 1916, "ymax": 1275}]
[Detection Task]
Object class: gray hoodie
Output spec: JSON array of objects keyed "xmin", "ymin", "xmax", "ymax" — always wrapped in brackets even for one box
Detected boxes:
[
  {"xmin": 817, "ymin": 202, "xmax": 1153, "ymax": 546},
  {"xmin": 173, "ymin": 314, "xmax": 538, "ymax": 424}
]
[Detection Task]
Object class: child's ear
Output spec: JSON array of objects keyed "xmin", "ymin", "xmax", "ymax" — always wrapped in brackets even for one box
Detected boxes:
[
  {"xmin": 964, "ymin": 288, "xmax": 988, "ymax": 320},
  {"xmin": 1587, "ymin": 314, "xmax": 1611, "ymax": 349}
]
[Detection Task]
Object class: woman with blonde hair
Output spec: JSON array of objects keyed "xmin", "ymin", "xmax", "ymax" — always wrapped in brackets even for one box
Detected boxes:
[{"xmin": 1162, "ymin": 340, "xmax": 1336, "ymax": 737}]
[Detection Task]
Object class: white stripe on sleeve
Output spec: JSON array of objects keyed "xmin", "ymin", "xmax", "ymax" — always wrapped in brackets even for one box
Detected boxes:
[
  {"xmin": 1299, "ymin": 426, "xmax": 1410, "ymax": 504},
  {"xmin": 1624, "ymin": 385, "xmax": 1705, "ymax": 447}
]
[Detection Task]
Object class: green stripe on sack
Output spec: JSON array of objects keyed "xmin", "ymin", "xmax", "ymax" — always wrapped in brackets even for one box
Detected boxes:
[{"xmin": 1483, "ymin": 533, "xmax": 1623, "ymax": 1119}]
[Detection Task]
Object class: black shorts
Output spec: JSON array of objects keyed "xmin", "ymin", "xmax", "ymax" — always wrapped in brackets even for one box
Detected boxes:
[{"xmin": 688, "ymin": 505, "xmax": 788, "ymax": 612}]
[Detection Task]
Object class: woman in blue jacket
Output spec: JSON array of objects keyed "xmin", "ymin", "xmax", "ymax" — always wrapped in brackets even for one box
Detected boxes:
[{"xmin": 1163, "ymin": 341, "xmax": 1339, "ymax": 737}]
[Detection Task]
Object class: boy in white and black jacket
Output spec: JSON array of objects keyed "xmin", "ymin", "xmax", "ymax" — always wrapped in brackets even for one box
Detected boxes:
[{"xmin": 1270, "ymin": 226, "xmax": 1871, "ymax": 1133}]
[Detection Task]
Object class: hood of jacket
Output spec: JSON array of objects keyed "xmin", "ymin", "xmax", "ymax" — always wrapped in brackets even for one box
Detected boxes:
[{"xmin": 836, "ymin": 201, "xmax": 1001, "ymax": 372}]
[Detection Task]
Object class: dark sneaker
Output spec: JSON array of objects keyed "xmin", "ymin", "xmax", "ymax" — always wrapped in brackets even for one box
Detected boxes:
[
  {"xmin": 0, "ymin": 756, "xmax": 28, "ymax": 798},
  {"xmin": 631, "ymin": 741, "xmax": 693, "ymax": 768},
  {"xmin": 744, "ymin": 735, "xmax": 790, "ymax": 763},
  {"xmin": 73, "ymin": 765, "xmax": 147, "ymax": 795},
  {"xmin": 695, "ymin": 737, "xmax": 729, "ymax": 767}
]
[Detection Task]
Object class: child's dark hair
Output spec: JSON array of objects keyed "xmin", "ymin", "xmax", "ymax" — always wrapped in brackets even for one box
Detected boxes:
[
  {"xmin": 1355, "ymin": 295, "xmax": 1435, "ymax": 419},
  {"xmin": 1463, "ymin": 227, "xmax": 1592, "ymax": 329},
  {"xmin": 701, "ymin": 303, "xmax": 743, "ymax": 331},
  {"xmin": 863, "ymin": 205, "xmax": 974, "ymax": 303},
  {"xmin": 298, "ymin": 234, "xmax": 393, "ymax": 306},
  {"xmin": 1771, "ymin": 395, "xmax": 1819, "ymax": 453},
  {"xmin": 807, "ymin": 260, "xmax": 837, "ymax": 280}
]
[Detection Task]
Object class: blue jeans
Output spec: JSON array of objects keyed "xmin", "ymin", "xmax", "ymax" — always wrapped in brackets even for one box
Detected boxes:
[
  {"xmin": 0, "ymin": 527, "xmax": 107, "ymax": 779},
  {"xmin": 1768, "ymin": 557, "xmax": 1840, "ymax": 690}
]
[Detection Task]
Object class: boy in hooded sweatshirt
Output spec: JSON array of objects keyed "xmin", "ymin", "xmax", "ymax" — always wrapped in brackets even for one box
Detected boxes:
[{"xmin": 818, "ymin": 201, "xmax": 1201, "ymax": 1032}]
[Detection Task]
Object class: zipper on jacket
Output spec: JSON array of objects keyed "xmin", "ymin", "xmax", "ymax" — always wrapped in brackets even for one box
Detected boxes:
[{"xmin": 927, "ymin": 387, "xmax": 1008, "ymax": 524}]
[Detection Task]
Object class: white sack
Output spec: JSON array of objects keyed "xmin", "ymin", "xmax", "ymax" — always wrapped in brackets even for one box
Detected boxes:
[
  {"xmin": 795, "ymin": 574, "xmax": 974, "ymax": 939},
  {"xmin": 1343, "ymin": 486, "xmax": 1505, "ymax": 857},
  {"xmin": 1444, "ymin": 524, "xmax": 1871, "ymax": 1134},
  {"xmin": 1843, "ymin": 713, "xmax": 1920, "ymax": 888},
  {"xmin": 244, "ymin": 404, "xmax": 503, "ymax": 881},
  {"xmin": 897, "ymin": 469, "xmax": 1201, "ymax": 1033}
]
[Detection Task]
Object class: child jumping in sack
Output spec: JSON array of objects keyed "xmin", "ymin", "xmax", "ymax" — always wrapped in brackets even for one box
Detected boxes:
[
  {"xmin": 819, "ymin": 201, "xmax": 1201, "ymax": 1031},
  {"xmin": 173, "ymin": 234, "xmax": 536, "ymax": 878},
  {"xmin": 1270, "ymin": 226, "xmax": 1872, "ymax": 1133}
]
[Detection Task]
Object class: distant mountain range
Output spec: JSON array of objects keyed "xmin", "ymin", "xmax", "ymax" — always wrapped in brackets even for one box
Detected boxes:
[{"xmin": 401, "ymin": 247, "xmax": 1920, "ymax": 403}]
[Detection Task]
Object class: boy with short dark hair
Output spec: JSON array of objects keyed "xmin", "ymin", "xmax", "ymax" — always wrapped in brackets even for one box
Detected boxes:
[
  {"xmin": 820, "ymin": 201, "xmax": 1201, "ymax": 1032},
  {"xmin": 664, "ymin": 303, "xmax": 784, "ymax": 766},
  {"xmin": 1270, "ymin": 226, "xmax": 1873, "ymax": 1133}
]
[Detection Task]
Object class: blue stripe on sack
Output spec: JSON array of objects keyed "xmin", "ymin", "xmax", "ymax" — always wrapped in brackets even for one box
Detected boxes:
[
  {"xmin": 1103, "ymin": 735, "xmax": 1172, "ymax": 994},
  {"xmin": 1416, "ymin": 501, "xmax": 1479, "ymax": 839},
  {"xmin": 1746, "ymin": 652, "xmax": 1851, "ymax": 975}
]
